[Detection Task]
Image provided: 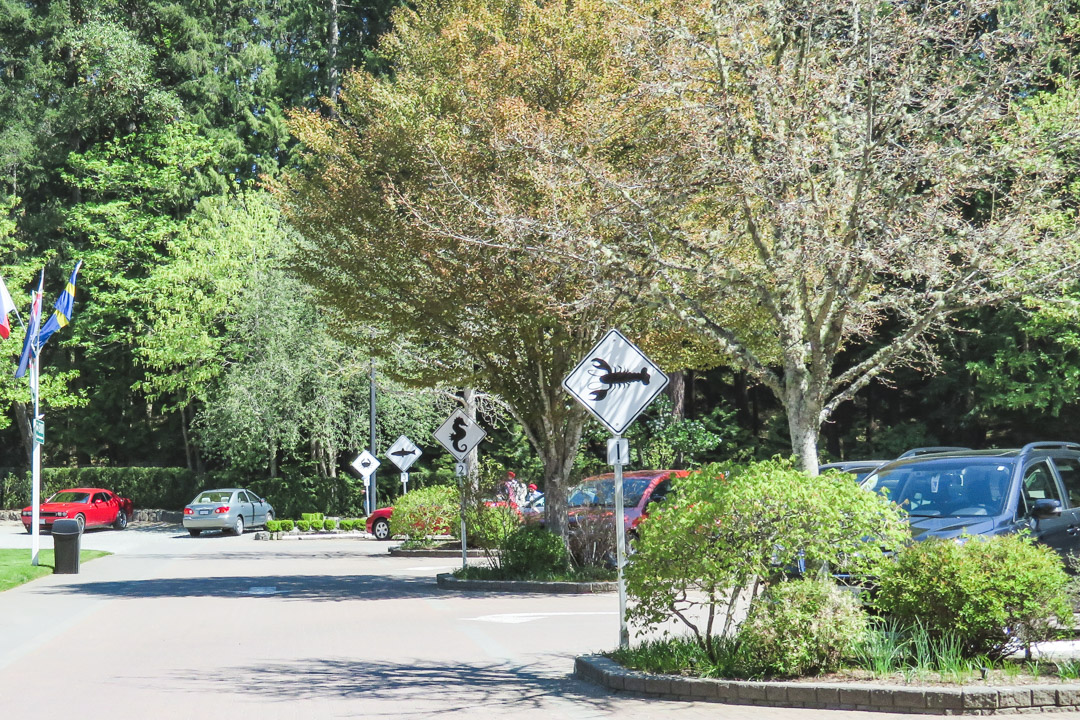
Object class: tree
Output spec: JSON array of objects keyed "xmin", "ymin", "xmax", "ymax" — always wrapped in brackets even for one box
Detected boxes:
[
  {"xmin": 530, "ymin": 0, "xmax": 1080, "ymax": 471},
  {"xmin": 276, "ymin": 0, "xmax": 652, "ymax": 537}
]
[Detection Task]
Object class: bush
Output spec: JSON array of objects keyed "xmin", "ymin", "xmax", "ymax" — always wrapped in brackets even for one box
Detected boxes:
[
  {"xmin": 874, "ymin": 534, "xmax": 1072, "ymax": 659},
  {"xmin": 391, "ymin": 485, "xmax": 460, "ymax": 540},
  {"xmin": 340, "ymin": 519, "xmax": 355, "ymax": 532},
  {"xmin": 500, "ymin": 525, "xmax": 570, "ymax": 578},
  {"xmin": 279, "ymin": 520, "xmax": 294, "ymax": 532},
  {"xmin": 2, "ymin": 467, "xmax": 204, "ymax": 510},
  {"xmin": 737, "ymin": 579, "xmax": 867, "ymax": 677},
  {"xmin": 265, "ymin": 520, "xmax": 281, "ymax": 533},
  {"xmin": 301, "ymin": 512, "xmax": 324, "ymax": 522},
  {"xmin": 297, "ymin": 520, "xmax": 311, "ymax": 532},
  {"xmin": 465, "ymin": 502, "xmax": 520, "ymax": 556},
  {"xmin": 626, "ymin": 458, "xmax": 909, "ymax": 663},
  {"xmin": 323, "ymin": 518, "xmax": 337, "ymax": 531}
]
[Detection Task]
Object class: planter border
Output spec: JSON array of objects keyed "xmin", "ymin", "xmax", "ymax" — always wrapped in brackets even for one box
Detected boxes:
[
  {"xmin": 574, "ymin": 655, "xmax": 1080, "ymax": 715},
  {"xmin": 392, "ymin": 548, "xmax": 487, "ymax": 558},
  {"xmin": 437, "ymin": 572, "xmax": 616, "ymax": 594}
]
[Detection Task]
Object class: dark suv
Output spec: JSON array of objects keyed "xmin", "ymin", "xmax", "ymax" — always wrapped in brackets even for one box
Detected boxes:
[{"xmin": 860, "ymin": 442, "xmax": 1080, "ymax": 558}]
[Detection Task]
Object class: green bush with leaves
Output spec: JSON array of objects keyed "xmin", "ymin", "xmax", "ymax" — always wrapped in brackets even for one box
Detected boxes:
[
  {"xmin": 340, "ymin": 519, "xmax": 355, "ymax": 532},
  {"xmin": 500, "ymin": 525, "xmax": 570, "ymax": 578},
  {"xmin": 265, "ymin": 520, "xmax": 281, "ymax": 532},
  {"xmin": 279, "ymin": 519, "xmax": 294, "ymax": 532},
  {"xmin": 465, "ymin": 502, "xmax": 520, "ymax": 557},
  {"xmin": 390, "ymin": 485, "xmax": 460, "ymax": 540},
  {"xmin": 874, "ymin": 534, "xmax": 1072, "ymax": 659},
  {"xmin": 625, "ymin": 458, "xmax": 908, "ymax": 663},
  {"xmin": 737, "ymin": 579, "xmax": 867, "ymax": 677},
  {"xmin": 323, "ymin": 518, "xmax": 336, "ymax": 531},
  {"xmin": 301, "ymin": 512, "xmax": 324, "ymax": 522},
  {"xmin": 296, "ymin": 520, "xmax": 311, "ymax": 532}
]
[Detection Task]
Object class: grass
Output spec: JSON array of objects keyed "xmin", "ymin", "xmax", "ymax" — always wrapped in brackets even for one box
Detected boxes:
[{"xmin": 0, "ymin": 548, "xmax": 110, "ymax": 593}]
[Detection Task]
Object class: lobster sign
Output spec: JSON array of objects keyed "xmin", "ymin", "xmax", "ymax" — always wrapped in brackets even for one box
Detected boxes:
[{"xmin": 563, "ymin": 328, "xmax": 669, "ymax": 436}]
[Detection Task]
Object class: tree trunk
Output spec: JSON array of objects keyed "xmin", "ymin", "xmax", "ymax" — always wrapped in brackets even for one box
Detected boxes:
[
  {"xmin": 668, "ymin": 370, "xmax": 686, "ymax": 421},
  {"xmin": 536, "ymin": 415, "xmax": 585, "ymax": 541},
  {"xmin": 180, "ymin": 402, "xmax": 194, "ymax": 471},
  {"xmin": 784, "ymin": 367, "xmax": 824, "ymax": 475},
  {"xmin": 324, "ymin": 0, "xmax": 340, "ymax": 111}
]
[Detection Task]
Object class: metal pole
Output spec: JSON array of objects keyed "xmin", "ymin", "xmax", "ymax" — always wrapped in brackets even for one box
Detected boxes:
[
  {"xmin": 613, "ymin": 434, "xmax": 628, "ymax": 649},
  {"xmin": 369, "ymin": 357, "xmax": 376, "ymax": 516},
  {"xmin": 400, "ymin": 471, "xmax": 408, "ymax": 494},
  {"xmin": 30, "ymin": 352, "xmax": 40, "ymax": 566},
  {"xmin": 456, "ymin": 461, "xmax": 468, "ymax": 569}
]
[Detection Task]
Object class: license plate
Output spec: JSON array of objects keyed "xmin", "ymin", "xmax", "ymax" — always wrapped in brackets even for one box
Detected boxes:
[{"xmin": 199, "ymin": 509, "xmax": 210, "ymax": 515}]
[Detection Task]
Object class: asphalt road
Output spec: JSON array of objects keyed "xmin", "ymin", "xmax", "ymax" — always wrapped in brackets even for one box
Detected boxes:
[{"xmin": 0, "ymin": 521, "xmax": 1073, "ymax": 719}]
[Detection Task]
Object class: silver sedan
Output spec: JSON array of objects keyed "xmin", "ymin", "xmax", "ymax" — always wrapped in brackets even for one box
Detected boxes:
[{"xmin": 182, "ymin": 488, "xmax": 274, "ymax": 537}]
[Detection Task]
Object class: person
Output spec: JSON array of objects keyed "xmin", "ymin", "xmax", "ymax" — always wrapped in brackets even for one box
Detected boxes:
[
  {"xmin": 525, "ymin": 483, "xmax": 542, "ymax": 505},
  {"xmin": 504, "ymin": 471, "xmax": 525, "ymax": 508}
]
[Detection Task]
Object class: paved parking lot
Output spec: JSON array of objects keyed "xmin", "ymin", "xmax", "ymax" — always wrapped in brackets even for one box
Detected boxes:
[{"xmin": 0, "ymin": 521, "xmax": 1076, "ymax": 719}]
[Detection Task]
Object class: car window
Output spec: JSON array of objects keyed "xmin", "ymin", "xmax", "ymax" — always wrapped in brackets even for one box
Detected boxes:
[
  {"xmin": 239, "ymin": 491, "xmax": 251, "ymax": 503},
  {"xmin": 862, "ymin": 458, "xmax": 1012, "ymax": 517},
  {"xmin": 1022, "ymin": 461, "xmax": 1063, "ymax": 508},
  {"xmin": 195, "ymin": 491, "xmax": 232, "ymax": 504},
  {"xmin": 1052, "ymin": 456, "xmax": 1080, "ymax": 507},
  {"xmin": 649, "ymin": 479, "xmax": 672, "ymax": 505},
  {"xmin": 93, "ymin": 492, "xmax": 108, "ymax": 503},
  {"xmin": 48, "ymin": 491, "xmax": 90, "ymax": 504}
]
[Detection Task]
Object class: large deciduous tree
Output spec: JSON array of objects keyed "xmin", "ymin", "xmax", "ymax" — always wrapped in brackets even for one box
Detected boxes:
[{"xmin": 541, "ymin": 0, "xmax": 1080, "ymax": 471}]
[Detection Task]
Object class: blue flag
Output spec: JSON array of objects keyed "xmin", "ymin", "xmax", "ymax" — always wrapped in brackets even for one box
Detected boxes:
[
  {"xmin": 38, "ymin": 261, "xmax": 82, "ymax": 348},
  {"xmin": 15, "ymin": 284, "xmax": 42, "ymax": 380}
]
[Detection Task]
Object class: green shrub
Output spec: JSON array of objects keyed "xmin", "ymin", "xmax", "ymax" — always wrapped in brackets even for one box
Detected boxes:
[
  {"xmin": 340, "ymin": 519, "xmax": 355, "ymax": 532},
  {"xmin": 465, "ymin": 502, "xmax": 520, "ymax": 554},
  {"xmin": 874, "ymin": 534, "xmax": 1072, "ymax": 659},
  {"xmin": 323, "ymin": 518, "xmax": 336, "ymax": 531},
  {"xmin": 390, "ymin": 485, "xmax": 460, "ymax": 540},
  {"xmin": 737, "ymin": 579, "xmax": 867, "ymax": 677},
  {"xmin": 297, "ymin": 520, "xmax": 311, "ymax": 532},
  {"xmin": 1, "ymin": 467, "xmax": 204, "ymax": 510},
  {"xmin": 279, "ymin": 519, "xmax": 294, "ymax": 532},
  {"xmin": 301, "ymin": 512, "xmax": 324, "ymax": 522},
  {"xmin": 265, "ymin": 520, "xmax": 281, "ymax": 533},
  {"xmin": 626, "ymin": 458, "xmax": 908, "ymax": 663},
  {"xmin": 500, "ymin": 525, "xmax": 570, "ymax": 578}
]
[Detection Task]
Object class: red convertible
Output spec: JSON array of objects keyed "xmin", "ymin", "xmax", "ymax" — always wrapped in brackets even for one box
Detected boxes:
[{"xmin": 21, "ymin": 487, "xmax": 134, "ymax": 533}]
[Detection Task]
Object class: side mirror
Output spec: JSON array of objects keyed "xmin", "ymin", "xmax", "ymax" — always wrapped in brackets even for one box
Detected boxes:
[{"xmin": 1032, "ymin": 498, "xmax": 1063, "ymax": 519}]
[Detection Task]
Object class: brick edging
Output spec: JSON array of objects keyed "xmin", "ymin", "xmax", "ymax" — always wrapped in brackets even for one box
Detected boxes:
[
  {"xmin": 391, "ymin": 548, "xmax": 488, "ymax": 558},
  {"xmin": 574, "ymin": 655, "xmax": 1080, "ymax": 715},
  {"xmin": 437, "ymin": 573, "xmax": 616, "ymax": 594}
]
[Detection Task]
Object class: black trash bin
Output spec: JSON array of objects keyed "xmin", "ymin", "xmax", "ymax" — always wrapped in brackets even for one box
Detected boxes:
[{"xmin": 52, "ymin": 518, "xmax": 82, "ymax": 574}]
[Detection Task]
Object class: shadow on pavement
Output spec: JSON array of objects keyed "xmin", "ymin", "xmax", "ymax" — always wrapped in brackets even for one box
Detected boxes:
[
  {"xmin": 33, "ymin": 574, "xmax": 447, "ymax": 602},
  {"xmin": 177, "ymin": 657, "xmax": 622, "ymax": 716}
]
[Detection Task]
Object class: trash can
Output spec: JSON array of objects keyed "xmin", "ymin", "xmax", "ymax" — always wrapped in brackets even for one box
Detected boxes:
[{"xmin": 52, "ymin": 518, "xmax": 82, "ymax": 574}]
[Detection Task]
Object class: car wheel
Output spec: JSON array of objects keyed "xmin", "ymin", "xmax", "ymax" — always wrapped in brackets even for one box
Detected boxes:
[
  {"xmin": 232, "ymin": 515, "xmax": 244, "ymax": 536},
  {"xmin": 372, "ymin": 518, "xmax": 390, "ymax": 540},
  {"xmin": 74, "ymin": 514, "xmax": 85, "ymax": 533},
  {"xmin": 264, "ymin": 511, "xmax": 274, "ymax": 527},
  {"xmin": 113, "ymin": 509, "xmax": 128, "ymax": 530},
  {"xmin": 188, "ymin": 528, "xmax": 202, "ymax": 537}
]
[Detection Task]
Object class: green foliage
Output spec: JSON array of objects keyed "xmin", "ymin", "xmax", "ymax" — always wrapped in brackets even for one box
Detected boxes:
[
  {"xmin": 265, "ymin": 520, "xmax": 281, "ymax": 532},
  {"xmin": 499, "ymin": 525, "xmax": 570, "ymax": 578},
  {"xmin": 390, "ymin": 485, "xmax": 460, "ymax": 540},
  {"xmin": 323, "ymin": 518, "xmax": 337, "ymax": 531},
  {"xmin": 339, "ymin": 519, "xmax": 355, "ymax": 531},
  {"xmin": 301, "ymin": 512, "xmax": 324, "ymax": 522},
  {"xmin": 625, "ymin": 458, "xmax": 909, "ymax": 661},
  {"xmin": 737, "ymin": 579, "xmax": 867, "ymax": 677},
  {"xmin": 874, "ymin": 534, "xmax": 1072, "ymax": 659},
  {"xmin": 1, "ymin": 467, "xmax": 203, "ymax": 510},
  {"xmin": 279, "ymin": 520, "xmax": 295, "ymax": 532},
  {"xmin": 296, "ymin": 520, "xmax": 311, "ymax": 532}
]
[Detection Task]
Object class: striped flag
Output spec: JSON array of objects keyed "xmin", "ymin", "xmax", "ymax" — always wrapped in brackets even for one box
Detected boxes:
[
  {"xmin": 37, "ymin": 260, "xmax": 82, "ymax": 348},
  {"xmin": 0, "ymin": 275, "xmax": 15, "ymax": 340},
  {"xmin": 15, "ymin": 277, "xmax": 43, "ymax": 379}
]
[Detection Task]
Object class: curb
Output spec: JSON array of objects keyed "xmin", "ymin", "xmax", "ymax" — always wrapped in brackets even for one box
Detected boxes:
[
  {"xmin": 437, "ymin": 573, "xmax": 616, "ymax": 594},
  {"xmin": 574, "ymin": 655, "xmax": 1080, "ymax": 715},
  {"xmin": 391, "ymin": 548, "xmax": 487, "ymax": 558}
]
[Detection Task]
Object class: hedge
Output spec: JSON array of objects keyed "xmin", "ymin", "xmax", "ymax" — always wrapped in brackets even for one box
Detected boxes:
[{"xmin": 1, "ymin": 467, "xmax": 205, "ymax": 510}]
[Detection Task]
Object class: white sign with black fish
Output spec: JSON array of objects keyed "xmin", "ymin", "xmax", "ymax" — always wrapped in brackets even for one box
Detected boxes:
[
  {"xmin": 387, "ymin": 435, "xmax": 422, "ymax": 472},
  {"xmin": 562, "ymin": 328, "xmax": 669, "ymax": 436},
  {"xmin": 432, "ymin": 409, "xmax": 487, "ymax": 462}
]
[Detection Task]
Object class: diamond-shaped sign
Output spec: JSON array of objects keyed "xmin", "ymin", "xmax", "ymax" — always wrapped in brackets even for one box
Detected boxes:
[
  {"xmin": 350, "ymin": 450, "xmax": 380, "ymax": 480},
  {"xmin": 433, "ymin": 410, "xmax": 486, "ymax": 462},
  {"xmin": 563, "ymin": 328, "xmax": 669, "ymax": 436},
  {"xmin": 387, "ymin": 435, "xmax": 422, "ymax": 472}
]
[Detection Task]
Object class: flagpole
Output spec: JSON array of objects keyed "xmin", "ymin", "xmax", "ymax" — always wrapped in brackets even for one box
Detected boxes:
[{"xmin": 30, "ymin": 345, "xmax": 40, "ymax": 566}]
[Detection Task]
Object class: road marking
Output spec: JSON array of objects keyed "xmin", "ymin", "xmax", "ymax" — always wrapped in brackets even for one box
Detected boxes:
[{"xmin": 469, "ymin": 611, "xmax": 617, "ymax": 624}]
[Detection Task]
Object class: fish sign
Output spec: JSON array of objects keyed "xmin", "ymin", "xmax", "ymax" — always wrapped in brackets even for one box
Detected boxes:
[
  {"xmin": 387, "ymin": 435, "xmax": 422, "ymax": 472},
  {"xmin": 563, "ymin": 328, "xmax": 669, "ymax": 436},
  {"xmin": 433, "ymin": 409, "xmax": 486, "ymax": 462}
]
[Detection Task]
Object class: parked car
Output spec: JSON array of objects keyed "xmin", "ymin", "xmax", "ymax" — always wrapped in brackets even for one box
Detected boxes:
[
  {"xmin": 366, "ymin": 507, "xmax": 393, "ymax": 540},
  {"xmin": 22, "ymin": 487, "xmax": 133, "ymax": 534},
  {"xmin": 182, "ymin": 488, "xmax": 274, "ymax": 537},
  {"xmin": 520, "ymin": 494, "xmax": 545, "ymax": 524},
  {"xmin": 567, "ymin": 469, "xmax": 690, "ymax": 534},
  {"xmin": 860, "ymin": 442, "xmax": 1080, "ymax": 558}
]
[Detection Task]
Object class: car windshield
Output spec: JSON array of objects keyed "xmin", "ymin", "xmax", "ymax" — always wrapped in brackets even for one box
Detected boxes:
[
  {"xmin": 568, "ymin": 477, "xmax": 654, "ymax": 508},
  {"xmin": 194, "ymin": 491, "xmax": 233, "ymax": 504},
  {"xmin": 862, "ymin": 458, "xmax": 1014, "ymax": 517},
  {"xmin": 47, "ymin": 491, "xmax": 89, "ymax": 504}
]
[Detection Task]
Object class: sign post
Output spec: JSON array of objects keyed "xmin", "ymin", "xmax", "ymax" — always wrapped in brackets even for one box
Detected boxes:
[
  {"xmin": 433, "ymin": 410, "xmax": 487, "ymax": 569},
  {"xmin": 387, "ymin": 436, "xmax": 422, "ymax": 495},
  {"xmin": 351, "ymin": 450, "xmax": 380, "ymax": 510},
  {"xmin": 563, "ymin": 328, "xmax": 668, "ymax": 649}
]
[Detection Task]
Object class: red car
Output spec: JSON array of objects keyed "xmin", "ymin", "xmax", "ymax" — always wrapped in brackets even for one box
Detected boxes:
[
  {"xmin": 22, "ymin": 487, "xmax": 134, "ymax": 534},
  {"xmin": 366, "ymin": 507, "xmax": 394, "ymax": 540}
]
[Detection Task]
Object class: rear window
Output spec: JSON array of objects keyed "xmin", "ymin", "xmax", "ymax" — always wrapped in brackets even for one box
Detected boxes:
[
  {"xmin": 194, "ymin": 491, "xmax": 233, "ymax": 504},
  {"xmin": 862, "ymin": 458, "xmax": 1014, "ymax": 518},
  {"xmin": 568, "ymin": 476, "xmax": 660, "ymax": 508}
]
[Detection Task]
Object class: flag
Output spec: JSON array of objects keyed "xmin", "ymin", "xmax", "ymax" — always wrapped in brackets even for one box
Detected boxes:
[
  {"xmin": 0, "ymin": 275, "xmax": 15, "ymax": 340},
  {"xmin": 15, "ymin": 275, "xmax": 43, "ymax": 380},
  {"xmin": 37, "ymin": 260, "xmax": 82, "ymax": 348}
]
